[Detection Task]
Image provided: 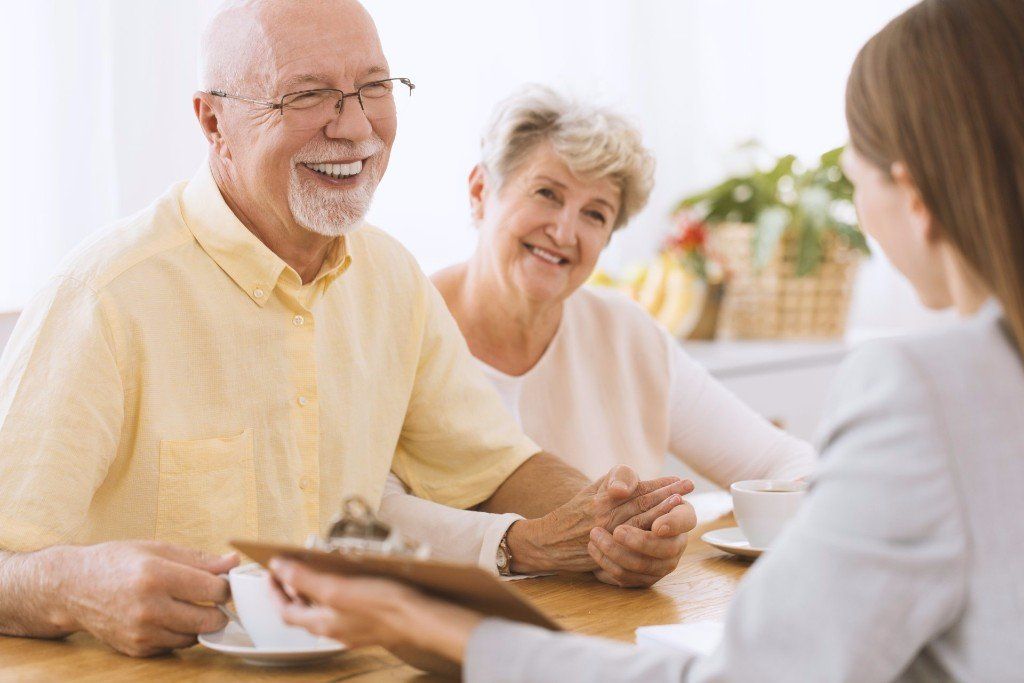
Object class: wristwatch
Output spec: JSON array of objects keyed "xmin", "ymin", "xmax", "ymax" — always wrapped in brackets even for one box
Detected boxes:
[{"xmin": 496, "ymin": 524, "xmax": 514, "ymax": 576}]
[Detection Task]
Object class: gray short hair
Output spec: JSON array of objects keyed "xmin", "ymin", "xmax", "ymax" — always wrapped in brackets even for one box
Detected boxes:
[{"xmin": 479, "ymin": 85, "xmax": 655, "ymax": 230}]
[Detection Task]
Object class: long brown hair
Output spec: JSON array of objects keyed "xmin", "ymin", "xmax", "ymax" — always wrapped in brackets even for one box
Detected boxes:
[{"xmin": 846, "ymin": 0, "xmax": 1024, "ymax": 358}]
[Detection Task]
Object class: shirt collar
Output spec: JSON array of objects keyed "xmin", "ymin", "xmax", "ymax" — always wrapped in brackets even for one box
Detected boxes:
[
  {"xmin": 314, "ymin": 235, "xmax": 353, "ymax": 290},
  {"xmin": 180, "ymin": 163, "xmax": 352, "ymax": 306}
]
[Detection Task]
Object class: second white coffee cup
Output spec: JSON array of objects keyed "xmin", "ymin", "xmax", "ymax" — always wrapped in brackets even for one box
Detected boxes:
[
  {"xmin": 228, "ymin": 563, "xmax": 341, "ymax": 650},
  {"xmin": 730, "ymin": 479, "xmax": 807, "ymax": 549}
]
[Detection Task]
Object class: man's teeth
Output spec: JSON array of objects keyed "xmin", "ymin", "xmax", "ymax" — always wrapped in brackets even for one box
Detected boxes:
[
  {"xmin": 305, "ymin": 160, "xmax": 363, "ymax": 178},
  {"xmin": 528, "ymin": 245, "xmax": 565, "ymax": 265}
]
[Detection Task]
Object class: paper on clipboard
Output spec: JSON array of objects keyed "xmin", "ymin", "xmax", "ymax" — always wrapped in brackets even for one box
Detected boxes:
[{"xmin": 231, "ymin": 539, "xmax": 563, "ymax": 631}]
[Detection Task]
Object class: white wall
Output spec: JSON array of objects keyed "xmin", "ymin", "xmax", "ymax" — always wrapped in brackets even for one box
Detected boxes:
[
  {"xmin": 0, "ymin": 0, "xmax": 212, "ymax": 311},
  {"xmin": 0, "ymin": 0, "xmax": 934, "ymax": 330}
]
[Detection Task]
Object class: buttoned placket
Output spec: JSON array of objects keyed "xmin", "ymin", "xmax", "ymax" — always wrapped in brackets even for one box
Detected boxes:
[{"xmin": 281, "ymin": 280, "xmax": 322, "ymax": 536}]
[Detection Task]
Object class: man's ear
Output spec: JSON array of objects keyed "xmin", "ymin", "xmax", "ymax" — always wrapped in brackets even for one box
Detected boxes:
[
  {"xmin": 891, "ymin": 161, "xmax": 938, "ymax": 243},
  {"xmin": 467, "ymin": 164, "xmax": 489, "ymax": 223},
  {"xmin": 193, "ymin": 92, "xmax": 231, "ymax": 161}
]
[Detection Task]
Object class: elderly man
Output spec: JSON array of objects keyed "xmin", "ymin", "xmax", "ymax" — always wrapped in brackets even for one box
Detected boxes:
[{"xmin": 0, "ymin": 0, "xmax": 694, "ymax": 659}]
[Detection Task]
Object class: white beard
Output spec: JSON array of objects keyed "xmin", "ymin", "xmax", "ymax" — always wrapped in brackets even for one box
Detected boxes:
[
  {"xmin": 288, "ymin": 137, "xmax": 385, "ymax": 237},
  {"xmin": 288, "ymin": 167, "xmax": 376, "ymax": 237}
]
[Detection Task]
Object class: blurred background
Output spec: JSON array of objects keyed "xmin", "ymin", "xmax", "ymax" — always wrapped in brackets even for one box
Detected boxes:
[{"xmin": 0, "ymin": 0, "xmax": 945, "ymax": 335}]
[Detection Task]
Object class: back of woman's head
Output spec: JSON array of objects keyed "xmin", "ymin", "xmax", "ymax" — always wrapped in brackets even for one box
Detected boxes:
[{"xmin": 846, "ymin": 0, "xmax": 1024, "ymax": 356}]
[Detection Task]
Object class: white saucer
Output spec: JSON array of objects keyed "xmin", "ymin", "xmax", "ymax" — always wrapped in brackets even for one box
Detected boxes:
[
  {"xmin": 701, "ymin": 526, "xmax": 766, "ymax": 559},
  {"xmin": 198, "ymin": 621, "xmax": 346, "ymax": 666}
]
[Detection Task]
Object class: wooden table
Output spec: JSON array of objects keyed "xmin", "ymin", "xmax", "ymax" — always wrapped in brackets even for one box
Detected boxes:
[{"xmin": 0, "ymin": 518, "xmax": 748, "ymax": 682}]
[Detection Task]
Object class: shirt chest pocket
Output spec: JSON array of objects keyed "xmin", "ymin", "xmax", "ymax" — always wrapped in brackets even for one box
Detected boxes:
[{"xmin": 155, "ymin": 428, "xmax": 258, "ymax": 554}]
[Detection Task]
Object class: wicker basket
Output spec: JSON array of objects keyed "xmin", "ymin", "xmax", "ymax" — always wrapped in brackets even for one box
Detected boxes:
[{"xmin": 711, "ymin": 222, "xmax": 861, "ymax": 340}]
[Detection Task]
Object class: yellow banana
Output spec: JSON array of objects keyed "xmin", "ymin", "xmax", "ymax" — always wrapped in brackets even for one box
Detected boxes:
[
  {"xmin": 637, "ymin": 253, "xmax": 669, "ymax": 315},
  {"xmin": 656, "ymin": 256, "xmax": 708, "ymax": 337},
  {"xmin": 586, "ymin": 269, "xmax": 617, "ymax": 288}
]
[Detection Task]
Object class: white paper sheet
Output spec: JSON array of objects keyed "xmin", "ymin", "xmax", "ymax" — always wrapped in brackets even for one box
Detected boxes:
[{"xmin": 635, "ymin": 621, "xmax": 725, "ymax": 657}]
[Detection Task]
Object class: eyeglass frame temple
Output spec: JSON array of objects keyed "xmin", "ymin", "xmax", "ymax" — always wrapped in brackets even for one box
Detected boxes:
[{"xmin": 206, "ymin": 90, "xmax": 285, "ymax": 113}]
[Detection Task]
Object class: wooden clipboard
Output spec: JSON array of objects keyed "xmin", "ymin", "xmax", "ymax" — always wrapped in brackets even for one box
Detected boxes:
[{"xmin": 231, "ymin": 539, "xmax": 562, "ymax": 631}]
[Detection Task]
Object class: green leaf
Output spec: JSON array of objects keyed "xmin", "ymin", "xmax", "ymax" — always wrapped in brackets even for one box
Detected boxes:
[
  {"xmin": 684, "ymin": 251, "xmax": 708, "ymax": 280},
  {"xmin": 799, "ymin": 186, "xmax": 831, "ymax": 217},
  {"xmin": 836, "ymin": 222, "xmax": 871, "ymax": 254},
  {"xmin": 795, "ymin": 229, "xmax": 823, "ymax": 276},
  {"xmin": 753, "ymin": 207, "xmax": 789, "ymax": 272},
  {"xmin": 819, "ymin": 146, "xmax": 844, "ymax": 168},
  {"xmin": 766, "ymin": 155, "xmax": 797, "ymax": 184}
]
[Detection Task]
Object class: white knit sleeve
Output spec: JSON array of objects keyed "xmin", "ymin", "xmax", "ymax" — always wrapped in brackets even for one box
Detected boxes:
[
  {"xmin": 665, "ymin": 337, "xmax": 816, "ymax": 487},
  {"xmin": 377, "ymin": 473, "xmax": 522, "ymax": 573}
]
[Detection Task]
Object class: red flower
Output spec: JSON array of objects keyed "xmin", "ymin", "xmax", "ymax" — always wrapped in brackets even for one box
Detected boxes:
[
  {"xmin": 666, "ymin": 212, "xmax": 708, "ymax": 253},
  {"xmin": 679, "ymin": 223, "xmax": 707, "ymax": 250}
]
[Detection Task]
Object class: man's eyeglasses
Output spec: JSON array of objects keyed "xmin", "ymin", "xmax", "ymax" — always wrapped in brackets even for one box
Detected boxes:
[{"xmin": 206, "ymin": 77, "xmax": 415, "ymax": 131}]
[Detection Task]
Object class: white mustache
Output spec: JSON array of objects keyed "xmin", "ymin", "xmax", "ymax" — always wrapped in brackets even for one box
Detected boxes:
[{"xmin": 294, "ymin": 137, "xmax": 385, "ymax": 164}]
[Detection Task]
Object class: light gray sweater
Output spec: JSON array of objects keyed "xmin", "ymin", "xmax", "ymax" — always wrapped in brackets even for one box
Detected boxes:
[{"xmin": 465, "ymin": 302, "xmax": 1024, "ymax": 682}]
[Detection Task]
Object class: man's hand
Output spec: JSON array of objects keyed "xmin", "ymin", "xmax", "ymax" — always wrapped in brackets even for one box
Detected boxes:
[
  {"xmin": 50, "ymin": 541, "xmax": 237, "ymax": 657},
  {"xmin": 506, "ymin": 465, "xmax": 693, "ymax": 574}
]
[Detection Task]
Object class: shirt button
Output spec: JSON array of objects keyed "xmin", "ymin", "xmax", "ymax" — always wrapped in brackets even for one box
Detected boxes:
[
  {"xmin": 299, "ymin": 475, "xmax": 312, "ymax": 491},
  {"xmin": 292, "ymin": 315, "xmax": 305, "ymax": 326},
  {"xmin": 297, "ymin": 396, "xmax": 309, "ymax": 406},
  {"xmin": 253, "ymin": 287, "xmax": 266, "ymax": 299}
]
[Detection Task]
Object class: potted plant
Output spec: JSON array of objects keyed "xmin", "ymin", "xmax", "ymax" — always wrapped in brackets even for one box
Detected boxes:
[{"xmin": 675, "ymin": 145, "xmax": 869, "ymax": 339}]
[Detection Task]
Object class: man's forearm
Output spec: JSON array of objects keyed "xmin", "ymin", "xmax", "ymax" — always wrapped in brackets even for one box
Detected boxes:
[
  {"xmin": 475, "ymin": 452, "xmax": 593, "ymax": 575},
  {"xmin": 476, "ymin": 452, "xmax": 589, "ymax": 518},
  {"xmin": 0, "ymin": 548, "xmax": 76, "ymax": 638}
]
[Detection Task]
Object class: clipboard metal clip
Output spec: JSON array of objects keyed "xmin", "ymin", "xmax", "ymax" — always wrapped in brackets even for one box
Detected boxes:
[{"xmin": 306, "ymin": 496, "xmax": 431, "ymax": 560}]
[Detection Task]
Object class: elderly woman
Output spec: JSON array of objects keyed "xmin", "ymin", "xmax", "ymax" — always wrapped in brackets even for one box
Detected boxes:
[
  {"xmin": 374, "ymin": 87, "xmax": 814, "ymax": 586},
  {"xmin": 431, "ymin": 85, "xmax": 815, "ymax": 487},
  {"xmin": 274, "ymin": 0, "xmax": 1024, "ymax": 679}
]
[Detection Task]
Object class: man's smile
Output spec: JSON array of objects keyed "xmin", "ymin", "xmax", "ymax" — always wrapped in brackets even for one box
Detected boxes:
[{"xmin": 301, "ymin": 159, "xmax": 365, "ymax": 181}]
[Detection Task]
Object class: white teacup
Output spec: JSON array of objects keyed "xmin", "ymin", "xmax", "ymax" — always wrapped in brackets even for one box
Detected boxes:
[
  {"xmin": 228, "ymin": 563, "xmax": 337, "ymax": 650},
  {"xmin": 730, "ymin": 479, "xmax": 807, "ymax": 549}
]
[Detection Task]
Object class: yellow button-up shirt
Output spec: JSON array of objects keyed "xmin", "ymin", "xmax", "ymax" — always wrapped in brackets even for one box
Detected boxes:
[{"xmin": 0, "ymin": 165, "xmax": 538, "ymax": 554}]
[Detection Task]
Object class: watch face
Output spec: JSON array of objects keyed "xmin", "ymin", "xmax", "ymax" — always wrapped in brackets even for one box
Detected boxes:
[{"xmin": 496, "ymin": 549, "xmax": 508, "ymax": 568}]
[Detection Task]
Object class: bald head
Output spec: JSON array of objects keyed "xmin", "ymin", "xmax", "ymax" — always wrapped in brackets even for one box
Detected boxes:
[
  {"xmin": 194, "ymin": 0, "xmax": 398, "ymax": 249},
  {"xmin": 199, "ymin": 0, "xmax": 381, "ymax": 95}
]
